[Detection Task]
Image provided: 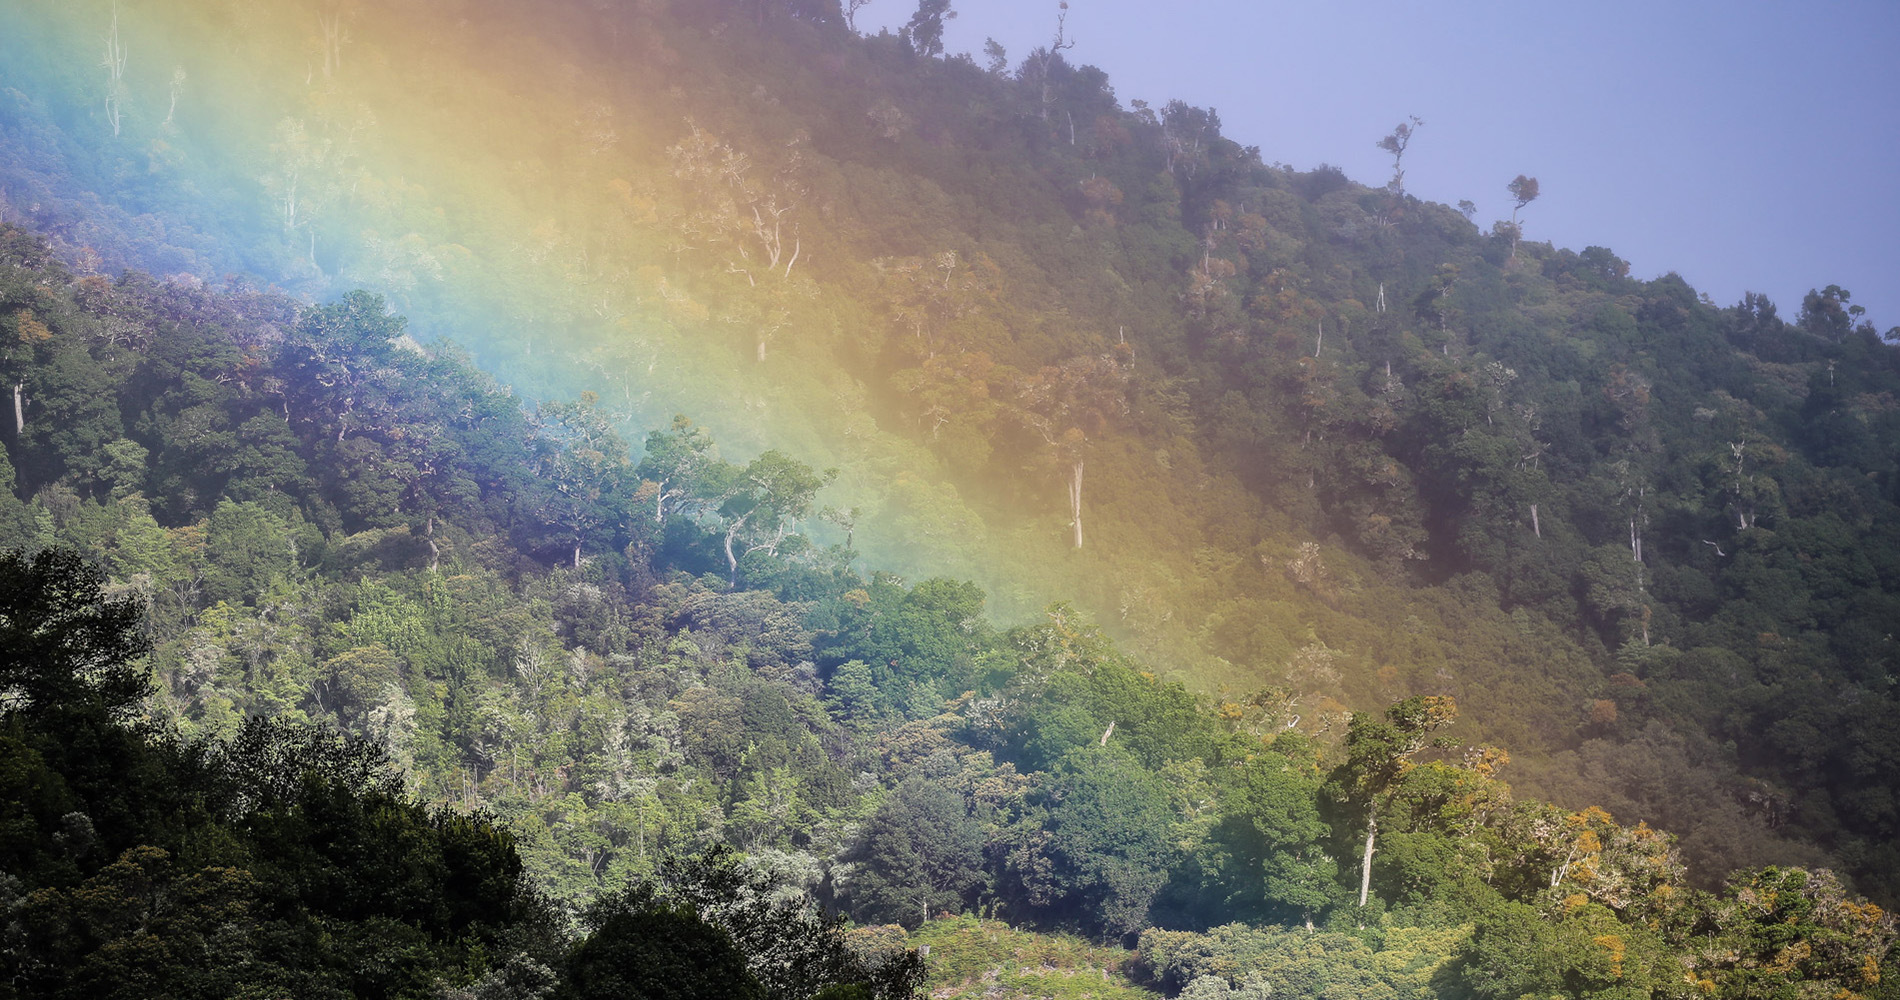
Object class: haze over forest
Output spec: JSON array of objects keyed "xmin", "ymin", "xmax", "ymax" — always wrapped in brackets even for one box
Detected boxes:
[
  {"xmin": 853, "ymin": 0, "xmax": 1900, "ymax": 330},
  {"xmin": 0, "ymin": 1, "xmax": 1895, "ymax": 997}
]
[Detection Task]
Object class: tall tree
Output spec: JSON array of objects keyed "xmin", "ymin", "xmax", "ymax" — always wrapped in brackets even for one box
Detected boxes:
[
  {"xmin": 1504, "ymin": 174, "xmax": 1539, "ymax": 259},
  {"xmin": 567, "ymin": 891, "xmax": 764, "ymax": 1000},
  {"xmin": 1375, "ymin": 116, "xmax": 1422, "ymax": 226},
  {"xmin": 1216, "ymin": 748, "xmax": 1336, "ymax": 927},
  {"xmin": 533, "ymin": 391, "xmax": 634, "ymax": 568},
  {"xmin": 647, "ymin": 848, "xmax": 927, "ymax": 1000},
  {"xmin": 710, "ymin": 450, "xmax": 835, "ymax": 585},
  {"xmin": 1328, "ymin": 696, "xmax": 1458, "ymax": 909},
  {"xmin": 1024, "ymin": 2, "xmax": 1076, "ymax": 122},
  {"xmin": 636, "ymin": 414, "xmax": 720, "ymax": 529},
  {"xmin": 900, "ymin": 0, "xmax": 955, "ymax": 58}
]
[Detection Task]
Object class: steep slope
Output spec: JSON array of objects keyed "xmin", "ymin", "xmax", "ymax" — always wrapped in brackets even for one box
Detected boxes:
[
  {"xmin": 2, "ymin": 0, "xmax": 1897, "ymax": 902},
  {"xmin": 3, "ymin": 222, "xmax": 1897, "ymax": 996}
]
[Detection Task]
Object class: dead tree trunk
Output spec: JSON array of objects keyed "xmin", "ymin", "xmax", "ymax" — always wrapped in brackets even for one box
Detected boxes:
[
  {"xmin": 1069, "ymin": 459, "xmax": 1084, "ymax": 549},
  {"xmin": 103, "ymin": 6, "xmax": 127, "ymax": 137},
  {"xmin": 318, "ymin": 8, "xmax": 343, "ymax": 79},
  {"xmin": 1358, "ymin": 808, "xmax": 1378, "ymax": 908}
]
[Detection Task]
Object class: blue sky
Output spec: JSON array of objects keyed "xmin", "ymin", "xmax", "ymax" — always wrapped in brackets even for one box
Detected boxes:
[{"xmin": 863, "ymin": 1, "xmax": 1900, "ymax": 331}]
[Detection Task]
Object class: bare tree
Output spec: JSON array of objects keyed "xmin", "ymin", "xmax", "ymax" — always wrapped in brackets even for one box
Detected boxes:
[
  {"xmin": 102, "ymin": 4, "xmax": 128, "ymax": 137},
  {"xmin": 162, "ymin": 66, "xmax": 186, "ymax": 127},
  {"xmin": 666, "ymin": 120, "xmax": 806, "ymax": 288},
  {"xmin": 1014, "ymin": 347, "xmax": 1130, "ymax": 549},
  {"xmin": 1025, "ymin": 2, "xmax": 1076, "ymax": 123},
  {"xmin": 317, "ymin": 2, "xmax": 347, "ymax": 80}
]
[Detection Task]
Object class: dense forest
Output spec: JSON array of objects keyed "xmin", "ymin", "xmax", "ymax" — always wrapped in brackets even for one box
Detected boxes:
[
  {"xmin": 2, "ymin": 0, "xmax": 1899, "ymax": 995},
  {"xmin": 2, "ymin": 221, "xmax": 1894, "ymax": 996}
]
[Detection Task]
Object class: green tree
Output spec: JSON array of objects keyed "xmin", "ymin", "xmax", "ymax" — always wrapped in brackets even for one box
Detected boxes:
[
  {"xmin": 1504, "ymin": 174, "xmax": 1539, "ymax": 258},
  {"xmin": 567, "ymin": 890, "xmax": 764, "ymax": 1000},
  {"xmin": 648, "ymin": 848, "xmax": 927, "ymax": 1000},
  {"xmin": 0, "ymin": 548, "xmax": 150, "ymax": 718},
  {"xmin": 11, "ymin": 844, "xmax": 266, "ymax": 1000},
  {"xmin": 901, "ymin": 0, "xmax": 956, "ymax": 57},
  {"xmin": 1683, "ymin": 867, "xmax": 1897, "ymax": 1000},
  {"xmin": 201, "ymin": 500, "xmax": 298, "ymax": 607},
  {"xmin": 843, "ymin": 776, "xmax": 984, "ymax": 927},
  {"xmin": 1004, "ymin": 750, "xmax": 1176, "ymax": 938},
  {"xmin": 828, "ymin": 575, "xmax": 989, "ymax": 711},
  {"xmin": 1798, "ymin": 284, "xmax": 1858, "ymax": 341},
  {"xmin": 1376, "ymin": 115, "xmax": 1423, "ymax": 226},
  {"xmin": 712, "ymin": 450, "xmax": 835, "ymax": 586},
  {"xmin": 636, "ymin": 414, "xmax": 719, "ymax": 531},
  {"xmin": 534, "ymin": 391, "xmax": 635, "ymax": 568},
  {"xmin": 0, "ymin": 445, "xmax": 37, "ymax": 551},
  {"xmin": 1456, "ymin": 899, "xmax": 1565, "ymax": 1000},
  {"xmin": 1217, "ymin": 752, "xmax": 1337, "ymax": 926},
  {"xmin": 278, "ymin": 290, "xmax": 408, "ymax": 443},
  {"xmin": 1327, "ymin": 696, "xmax": 1458, "ymax": 909}
]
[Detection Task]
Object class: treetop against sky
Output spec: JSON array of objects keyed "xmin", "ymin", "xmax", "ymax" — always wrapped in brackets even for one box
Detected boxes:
[{"xmin": 864, "ymin": 0, "xmax": 1900, "ymax": 330}]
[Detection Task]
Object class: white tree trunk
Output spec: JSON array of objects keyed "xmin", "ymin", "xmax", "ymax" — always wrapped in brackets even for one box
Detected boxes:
[
  {"xmin": 163, "ymin": 66, "xmax": 184, "ymax": 126},
  {"xmin": 724, "ymin": 512, "xmax": 751, "ymax": 584},
  {"xmin": 103, "ymin": 6, "xmax": 127, "ymax": 137},
  {"xmin": 11, "ymin": 383, "xmax": 22, "ymax": 436},
  {"xmin": 1358, "ymin": 811, "xmax": 1377, "ymax": 908},
  {"xmin": 1069, "ymin": 459, "xmax": 1084, "ymax": 549},
  {"xmin": 318, "ymin": 8, "xmax": 343, "ymax": 79}
]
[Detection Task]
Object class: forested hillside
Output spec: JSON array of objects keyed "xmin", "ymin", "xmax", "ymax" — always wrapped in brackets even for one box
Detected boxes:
[
  {"xmin": 2, "ymin": 0, "xmax": 1899, "ymax": 994},
  {"xmin": 5, "ymin": 0, "xmax": 1898, "ymax": 898},
  {"xmin": 0, "ymin": 546, "xmax": 927, "ymax": 998},
  {"xmin": 2, "ymin": 221, "xmax": 1895, "ymax": 997}
]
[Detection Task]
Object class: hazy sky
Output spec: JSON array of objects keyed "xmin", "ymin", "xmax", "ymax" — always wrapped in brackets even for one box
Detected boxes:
[{"xmin": 862, "ymin": 1, "xmax": 1900, "ymax": 331}]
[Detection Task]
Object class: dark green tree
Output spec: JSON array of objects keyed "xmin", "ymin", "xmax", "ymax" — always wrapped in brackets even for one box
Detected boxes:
[
  {"xmin": 567, "ymin": 889, "xmax": 764, "ymax": 1000},
  {"xmin": 0, "ymin": 548, "xmax": 151, "ymax": 718},
  {"xmin": 1326, "ymin": 696, "xmax": 1457, "ymax": 909},
  {"xmin": 1216, "ymin": 749, "xmax": 1337, "ymax": 926},
  {"xmin": 842, "ymin": 776, "xmax": 984, "ymax": 927},
  {"xmin": 533, "ymin": 391, "xmax": 635, "ymax": 568},
  {"xmin": 645, "ymin": 848, "xmax": 926, "ymax": 1000},
  {"xmin": 900, "ymin": 0, "xmax": 955, "ymax": 57},
  {"xmin": 998, "ymin": 750, "xmax": 1176, "ymax": 939}
]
